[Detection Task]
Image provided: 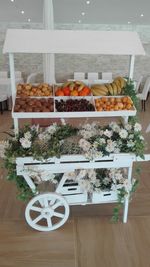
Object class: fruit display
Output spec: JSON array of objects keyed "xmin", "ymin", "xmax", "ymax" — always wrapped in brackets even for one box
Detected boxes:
[
  {"xmin": 55, "ymin": 99, "xmax": 95, "ymax": 112},
  {"xmin": 55, "ymin": 81, "xmax": 91, "ymax": 96},
  {"xmin": 95, "ymin": 96, "xmax": 134, "ymax": 111},
  {"xmin": 17, "ymin": 83, "xmax": 53, "ymax": 97},
  {"xmin": 91, "ymin": 76, "xmax": 126, "ymax": 96},
  {"xmin": 14, "ymin": 97, "xmax": 54, "ymax": 112}
]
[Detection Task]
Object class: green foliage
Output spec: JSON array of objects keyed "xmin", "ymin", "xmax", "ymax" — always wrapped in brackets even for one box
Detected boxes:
[
  {"xmin": 111, "ymin": 177, "xmax": 139, "ymax": 223},
  {"xmin": 123, "ymin": 79, "xmax": 140, "ymax": 110}
]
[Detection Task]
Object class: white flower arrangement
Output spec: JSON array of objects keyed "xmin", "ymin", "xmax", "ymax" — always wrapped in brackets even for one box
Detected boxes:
[{"xmin": 0, "ymin": 141, "xmax": 9, "ymax": 158}]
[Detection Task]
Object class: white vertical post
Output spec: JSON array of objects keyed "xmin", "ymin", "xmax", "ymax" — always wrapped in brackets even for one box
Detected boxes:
[
  {"xmin": 43, "ymin": 0, "xmax": 56, "ymax": 84},
  {"xmin": 123, "ymin": 164, "xmax": 133, "ymax": 223},
  {"xmin": 9, "ymin": 53, "xmax": 16, "ymax": 106},
  {"xmin": 14, "ymin": 118, "xmax": 19, "ymax": 135},
  {"xmin": 128, "ymin": 55, "xmax": 135, "ymax": 80}
]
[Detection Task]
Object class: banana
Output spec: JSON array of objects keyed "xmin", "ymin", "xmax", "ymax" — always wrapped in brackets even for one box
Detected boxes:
[
  {"xmin": 113, "ymin": 78, "xmax": 121, "ymax": 88},
  {"xmin": 62, "ymin": 81, "xmax": 72, "ymax": 88},
  {"xmin": 78, "ymin": 84, "xmax": 85, "ymax": 91},
  {"xmin": 117, "ymin": 86, "xmax": 122, "ymax": 95},
  {"xmin": 111, "ymin": 82, "xmax": 118, "ymax": 95},
  {"xmin": 75, "ymin": 80, "xmax": 85, "ymax": 86},
  {"xmin": 105, "ymin": 84, "xmax": 114, "ymax": 95},
  {"xmin": 113, "ymin": 77, "xmax": 125, "ymax": 88},
  {"xmin": 92, "ymin": 85, "xmax": 108, "ymax": 93},
  {"xmin": 91, "ymin": 88, "xmax": 107, "ymax": 96},
  {"xmin": 69, "ymin": 82, "xmax": 75, "ymax": 91},
  {"xmin": 113, "ymin": 81, "xmax": 121, "ymax": 94}
]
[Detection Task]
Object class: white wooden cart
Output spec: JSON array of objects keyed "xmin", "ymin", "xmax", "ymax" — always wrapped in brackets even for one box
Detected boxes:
[
  {"xmin": 16, "ymin": 153, "xmax": 150, "ymax": 231},
  {"xmin": 3, "ymin": 29, "xmax": 149, "ymax": 231}
]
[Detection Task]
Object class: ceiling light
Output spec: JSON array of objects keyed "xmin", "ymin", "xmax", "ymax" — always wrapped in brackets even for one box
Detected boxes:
[
  {"xmin": 21, "ymin": 10, "xmax": 25, "ymax": 14},
  {"xmin": 140, "ymin": 14, "xmax": 144, "ymax": 17},
  {"xmin": 28, "ymin": 19, "xmax": 31, "ymax": 22},
  {"xmin": 78, "ymin": 20, "xmax": 81, "ymax": 23},
  {"xmin": 86, "ymin": 1, "xmax": 90, "ymax": 4},
  {"xmin": 128, "ymin": 21, "xmax": 131, "ymax": 24},
  {"xmin": 10, "ymin": 0, "xmax": 14, "ymax": 2},
  {"xmin": 81, "ymin": 12, "xmax": 85, "ymax": 16}
]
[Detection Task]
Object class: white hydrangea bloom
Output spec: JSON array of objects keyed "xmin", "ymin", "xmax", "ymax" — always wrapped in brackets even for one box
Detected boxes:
[
  {"xmin": 127, "ymin": 140, "xmax": 135, "ymax": 147},
  {"xmin": 0, "ymin": 141, "xmax": 9, "ymax": 158},
  {"xmin": 77, "ymin": 169, "xmax": 87, "ymax": 179},
  {"xmin": 31, "ymin": 124, "xmax": 39, "ymax": 132},
  {"xmin": 78, "ymin": 179, "xmax": 93, "ymax": 193},
  {"xmin": 106, "ymin": 140, "xmax": 116, "ymax": 153},
  {"xmin": 103, "ymin": 177, "xmax": 111, "ymax": 185},
  {"xmin": 125, "ymin": 123, "xmax": 132, "ymax": 131},
  {"xmin": 139, "ymin": 135, "xmax": 144, "ymax": 140},
  {"xmin": 99, "ymin": 130, "xmax": 104, "ymax": 136},
  {"xmin": 20, "ymin": 137, "xmax": 31, "ymax": 148},
  {"xmin": 24, "ymin": 131, "xmax": 32, "ymax": 140},
  {"xmin": 113, "ymin": 147, "xmax": 120, "ymax": 153},
  {"xmin": 66, "ymin": 172, "xmax": 77, "ymax": 181},
  {"xmin": 134, "ymin": 123, "xmax": 142, "ymax": 132},
  {"xmin": 40, "ymin": 172, "xmax": 56, "ymax": 182},
  {"xmin": 79, "ymin": 138, "xmax": 91, "ymax": 152},
  {"xmin": 104, "ymin": 129, "xmax": 113, "ymax": 138},
  {"xmin": 98, "ymin": 138, "xmax": 106, "ymax": 144},
  {"xmin": 38, "ymin": 133, "xmax": 49, "ymax": 141},
  {"xmin": 46, "ymin": 123, "xmax": 57, "ymax": 135},
  {"xmin": 109, "ymin": 122, "xmax": 120, "ymax": 133},
  {"xmin": 119, "ymin": 129, "xmax": 128, "ymax": 139},
  {"xmin": 129, "ymin": 134, "xmax": 134, "ymax": 139}
]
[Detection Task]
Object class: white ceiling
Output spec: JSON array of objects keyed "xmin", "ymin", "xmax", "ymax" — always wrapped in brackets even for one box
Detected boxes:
[{"xmin": 0, "ymin": 0, "xmax": 150, "ymax": 25}]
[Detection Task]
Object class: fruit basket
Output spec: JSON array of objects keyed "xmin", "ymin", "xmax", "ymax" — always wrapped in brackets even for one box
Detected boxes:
[
  {"xmin": 91, "ymin": 76, "xmax": 126, "ymax": 96},
  {"xmin": 55, "ymin": 96, "xmax": 95, "ymax": 112},
  {"xmin": 94, "ymin": 96, "xmax": 135, "ymax": 112},
  {"xmin": 16, "ymin": 83, "xmax": 53, "ymax": 97},
  {"xmin": 14, "ymin": 97, "xmax": 54, "ymax": 113},
  {"xmin": 54, "ymin": 81, "xmax": 91, "ymax": 97}
]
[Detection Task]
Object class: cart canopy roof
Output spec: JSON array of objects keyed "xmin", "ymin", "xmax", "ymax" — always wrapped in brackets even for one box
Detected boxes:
[{"xmin": 3, "ymin": 29, "xmax": 145, "ymax": 55}]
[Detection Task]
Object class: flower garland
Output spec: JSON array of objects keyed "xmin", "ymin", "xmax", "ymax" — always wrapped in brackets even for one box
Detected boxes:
[{"xmin": 1, "ymin": 121, "xmax": 145, "ymax": 204}]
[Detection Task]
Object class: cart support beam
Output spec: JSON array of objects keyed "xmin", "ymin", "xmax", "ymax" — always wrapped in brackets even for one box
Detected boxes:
[
  {"xmin": 9, "ymin": 53, "xmax": 16, "ymax": 106},
  {"xmin": 43, "ymin": 0, "xmax": 55, "ymax": 84},
  {"xmin": 128, "ymin": 55, "xmax": 135, "ymax": 80}
]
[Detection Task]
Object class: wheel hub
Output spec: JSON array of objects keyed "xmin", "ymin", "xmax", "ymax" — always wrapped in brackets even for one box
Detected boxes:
[{"xmin": 41, "ymin": 207, "xmax": 54, "ymax": 218}]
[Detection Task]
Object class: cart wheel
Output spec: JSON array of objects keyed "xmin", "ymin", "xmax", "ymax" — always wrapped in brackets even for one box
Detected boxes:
[{"xmin": 25, "ymin": 193, "xmax": 70, "ymax": 231}]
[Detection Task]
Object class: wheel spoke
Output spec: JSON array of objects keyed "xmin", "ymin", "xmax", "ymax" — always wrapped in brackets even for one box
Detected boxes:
[
  {"xmin": 43, "ymin": 197, "xmax": 49, "ymax": 208},
  {"xmin": 50, "ymin": 198, "xmax": 57, "ymax": 206},
  {"xmin": 30, "ymin": 206, "xmax": 42, "ymax": 212},
  {"xmin": 52, "ymin": 201, "xmax": 62, "ymax": 210},
  {"xmin": 47, "ymin": 217, "xmax": 52, "ymax": 228},
  {"xmin": 53, "ymin": 211, "xmax": 65, "ymax": 219},
  {"xmin": 32, "ymin": 214, "xmax": 43, "ymax": 224}
]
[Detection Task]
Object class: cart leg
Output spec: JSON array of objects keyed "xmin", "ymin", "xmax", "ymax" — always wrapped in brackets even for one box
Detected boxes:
[
  {"xmin": 122, "ymin": 116, "xmax": 128, "ymax": 124},
  {"xmin": 123, "ymin": 164, "xmax": 132, "ymax": 223},
  {"xmin": 123, "ymin": 196, "xmax": 129, "ymax": 223},
  {"xmin": 14, "ymin": 118, "xmax": 19, "ymax": 135}
]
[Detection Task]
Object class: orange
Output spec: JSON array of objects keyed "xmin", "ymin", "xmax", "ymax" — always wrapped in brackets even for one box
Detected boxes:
[
  {"xmin": 63, "ymin": 87, "xmax": 70, "ymax": 96},
  {"xmin": 81, "ymin": 86, "xmax": 91, "ymax": 96},
  {"xmin": 55, "ymin": 89, "xmax": 65, "ymax": 96},
  {"xmin": 126, "ymin": 104, "xmax": 132, "ymax": 110},
  {"xmin": 101, "ymin": 97, "xmax": 108, "ymax": 103},
  {"xmin": 70, "ymin": 90, "xmax": 78, "ymax": 96},
  {"xmin": 122, "ymin": 97, "xmax": 128, "ymax": 103},
  {"xmin": 110, "ymin": 97, "xmax": 115, "ymax": 103}
]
